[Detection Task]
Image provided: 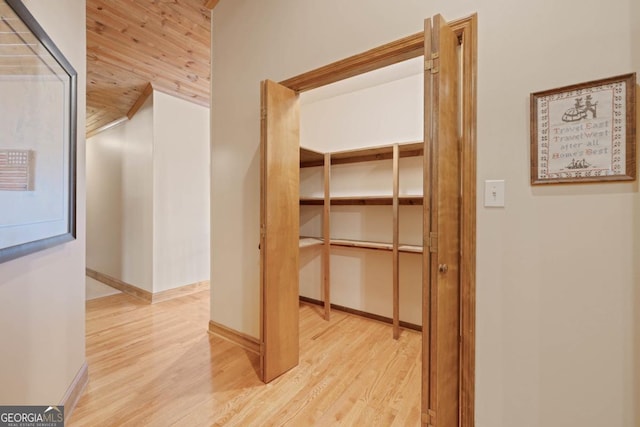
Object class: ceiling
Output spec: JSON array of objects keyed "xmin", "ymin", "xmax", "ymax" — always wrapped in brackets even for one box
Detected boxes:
[{"xmin": 86, "ymin": 0, "xmax": 216, "ymax": 137}]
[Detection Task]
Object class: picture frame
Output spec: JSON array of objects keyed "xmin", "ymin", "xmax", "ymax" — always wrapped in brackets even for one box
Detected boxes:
[
  {"xmin": 530, "ymin": 73, "xmax": 636, "ymax": 185},
  {"xmin": 0, "ymin": 0, "xmax": 77, "ymax": 263}
]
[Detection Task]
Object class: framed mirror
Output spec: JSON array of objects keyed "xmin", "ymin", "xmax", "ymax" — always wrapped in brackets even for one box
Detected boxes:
[{"xmin": 0, "ymin": 0, "xmax": 77, "ymax": 263}]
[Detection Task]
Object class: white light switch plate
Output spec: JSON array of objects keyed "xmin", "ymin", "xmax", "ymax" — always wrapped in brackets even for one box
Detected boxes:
[{"xmin": 484, "ymin": 180, "xmax": 505, "ymax": 207}]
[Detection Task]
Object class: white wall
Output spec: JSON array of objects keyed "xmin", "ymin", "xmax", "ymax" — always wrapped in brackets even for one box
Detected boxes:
[
  {"xmin": 87, "ymin": 91, "xmax": 210, "ymax": 294},
  {"xmin": 0, "ymin": 0, "xmax": 86, "ymax": 404},
  {"xmin": 298, "ymin": 67, "xmax": 423, "ymax": 325},
  {"xmin": 87, "ymin": 98, "xmax": 154, "ymax": 292},
  {"xmin": 153, "ymin": 90, "xmax": 210, "ymax": 292},
  {"xmin": 211, "ymin": 0, "xmax": 639, "ymax": 426},
  {"xmin": 633, "ymin": 5, "xmax": 640, "ymax": 424}
]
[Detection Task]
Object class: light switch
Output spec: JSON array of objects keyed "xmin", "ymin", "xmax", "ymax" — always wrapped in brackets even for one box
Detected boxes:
[{"xmin": 484, "ymin": 180, "xmax": 505, "ymax": 207}]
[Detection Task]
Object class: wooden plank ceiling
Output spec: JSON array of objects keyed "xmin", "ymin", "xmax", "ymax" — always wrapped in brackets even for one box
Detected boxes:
[{"xmin": 86, "ymin": 0, "xmax": 213, "ymax": 137}]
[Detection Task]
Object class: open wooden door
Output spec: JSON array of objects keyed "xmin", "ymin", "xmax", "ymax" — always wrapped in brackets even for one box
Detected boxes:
[
  {"xmin": 260, "ymin": 79, "xmax": 300, "ymax": 383},
  {"xmin": 422, "ymin": 14, "xmax": 461, "ymax": 427}
]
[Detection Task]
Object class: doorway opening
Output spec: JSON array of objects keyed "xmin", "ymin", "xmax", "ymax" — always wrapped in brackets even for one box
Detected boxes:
[{"xmin": 260, "ymin": 13, "xmax": 477, "ymax": 427}]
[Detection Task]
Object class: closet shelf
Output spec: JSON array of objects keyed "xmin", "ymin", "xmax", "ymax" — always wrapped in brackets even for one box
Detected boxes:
[
  {"xmin": 331, "ymin": 239, "xmax": 392, "ymax": 251},
  {"xmin": 330, "ymin": 239, "xmax": 423, "ymax": 254},
  {"xmin": 299, "ymin": 237, "xmax": 422, "ymax": 253},
  {"xmin": 299, "ymin": 237, "xmax": 324, "ymax": 248},
  {"xmin": 330, "ymin": 142, "xmax": 423, "ymax": 165},
  {"xmin": 300, "ymin": 141, "xmax": 423, "ymax": 168},
  {"xmin": 300, "ymin": 147, "xmax": 325, "ymax": 168},
  {"xmin": 398, "ymin": 244, "xmax": 423, "ymax": 254},
  {"xmin": 298, "ymin": 142, "xmax": 424, "ymax": 337},
  {"xmin": 300, "ymin": 196, "xmax": 423, "ymax": 206}
]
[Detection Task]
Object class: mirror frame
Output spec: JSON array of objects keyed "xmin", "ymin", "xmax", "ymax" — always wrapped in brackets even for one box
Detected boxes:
[{"xmin": 0, "ymin": 0, "xmax": 77, "ymax": 263}]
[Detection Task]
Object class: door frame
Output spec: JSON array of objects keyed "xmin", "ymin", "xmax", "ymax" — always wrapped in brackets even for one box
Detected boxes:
[{"xmin": 275, "ymin": 13, "xmax": 477, "ymax": 427}]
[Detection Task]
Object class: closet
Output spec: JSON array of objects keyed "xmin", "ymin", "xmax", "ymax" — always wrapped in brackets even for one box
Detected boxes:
[
  {"xmin": 295, "ymin": 57, "xmax": 425, "ymax": 339},
  {"xmin": 298, "ymin": 148, "xmax": 424, "ymax": 339},
  {"xmin": 260, "ymin": 12, "xmax": 477, "ymax": 427}
]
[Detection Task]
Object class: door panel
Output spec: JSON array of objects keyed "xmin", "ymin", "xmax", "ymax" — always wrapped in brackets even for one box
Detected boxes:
[
  {"xmin": 423, "ymin": 14, "xmax": 461, "ymax": 427},
  {"xmin": 260, "ymin": 79, "xmax": 300, "ymax": 383}
]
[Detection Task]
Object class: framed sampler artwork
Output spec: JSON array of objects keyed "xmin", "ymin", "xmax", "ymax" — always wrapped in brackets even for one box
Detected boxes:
[{"xmin": 530, "ymin": 73, "xmax": 636, "ymax": 185}]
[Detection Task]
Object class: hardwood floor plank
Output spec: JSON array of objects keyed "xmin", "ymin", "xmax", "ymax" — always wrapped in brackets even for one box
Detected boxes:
[{"xmin": 69, "ymin": 290, "xmax": 420, "ymax": 426}]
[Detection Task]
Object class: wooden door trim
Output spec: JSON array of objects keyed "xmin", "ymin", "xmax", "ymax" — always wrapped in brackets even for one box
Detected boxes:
[
  {"xmin": 278, "ymin": 13, "xmax": 477, "ymax": 427},
  {"xmin": 279, "ymin": 33, "xmax": 424, "ymax": 93},
  {"xmin": 452, "ymin": 15, "xmax": 477, "ymax": 427}
]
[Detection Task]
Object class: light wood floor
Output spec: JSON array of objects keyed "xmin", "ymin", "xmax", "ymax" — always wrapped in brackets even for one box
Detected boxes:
[{"xmin": 70, "ymin": 290, "xmax": 421, "ymax": 426}]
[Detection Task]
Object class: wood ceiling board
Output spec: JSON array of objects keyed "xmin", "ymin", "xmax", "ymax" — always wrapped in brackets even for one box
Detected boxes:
[
  {"xmin": 87, "ymin": 4, "xmax": 210, "ymax": 59},
  {"xmin": 87, "ymin": 40, "xmax": 208, "ymax": 87},
  {"xmin": 86, "ymin": 0, "xmax": 211, "ymax": 136},
  {"xmin": 102, "ymin": 0, "xmax": 212, "ymax": 44}
]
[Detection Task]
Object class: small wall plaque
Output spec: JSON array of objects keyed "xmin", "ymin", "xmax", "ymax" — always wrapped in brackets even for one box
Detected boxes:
[
  {"xmin": 0, "ymin": 149, "xmax": 35, "ymax": 191},
  {"xmin": 530, "ymin": 73, "xmax": 636, "ymax": 184}
]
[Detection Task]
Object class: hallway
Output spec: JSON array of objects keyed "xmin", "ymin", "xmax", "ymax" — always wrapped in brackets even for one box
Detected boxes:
[{"xmin": 70, "ymin": 290, "xmax": 421, "ymax": 426}]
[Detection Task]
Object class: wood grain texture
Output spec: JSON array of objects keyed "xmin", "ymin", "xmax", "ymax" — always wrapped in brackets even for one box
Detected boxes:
[
  {"xmin": 208, "ymin": 320, "xmax": 261, "ymax": 355},
  {"xmin": 86, "ymin": 268, "xmax": 152, "ymax": 303},
  {"xmin": 205, "ymin": 0, "xmax": 220, "ymax": 9},
  {"xmin": 392, "ymin": 144, "xmax": 400, "ymax": 339},
  {"xmin": 422, "ymin": 18, "xmax": 434, "ymax": 423},
  {"xmin": 68, "ymin": 291, "xmax": 421, "ymax": 426},
  {"xmin": 300, "ymin": 237, "xmax": 423, "ymax": 253},
  {"xmin": 299, "ymin": 237, "xmax": 323, "ymax": 248},
  {"xmin": 451, "ymin": 14, "xmax": 478, "ymax": 427},
  {"xmin": 430, "ymin": 14, "xmax": 461, "ymax": 427},
  {"xmin": 300, "ymin": 146, "xmax": 325, "ymax": 167},
  {"xmin": 126, "ymin": 82, "xmax": 153, "ymax": 119},
  {"xmin": 280, "ymin": 32, "xmax": 424, "ymax": 93},
  {"xmin": 151, "ymin": 280, "xmax": 210, "ymax": 304},
  {"xmin": 323, "ymin": 153, "xmax": 331, "ymax": 321},
  {"xmin": 331, "ymin": 141, "xmax": 424, "ymax": 165},
  {"xmin": 86, "ymin": 268, "xmax": 210, "ymax": 304},
  {"xmin": 260, "ymin": 80, "xmax": 300, "ymax": 383},
  {"xmin": 300, "ymin": 296, "xmax": 422, "ymax": 332},
  {"xmin": 302, "ymin": 196, "xmax": 424, "ymax": 206},
  {"xmin": 86, "ymin": 0, "xmax": 211, "ymax": 136}
]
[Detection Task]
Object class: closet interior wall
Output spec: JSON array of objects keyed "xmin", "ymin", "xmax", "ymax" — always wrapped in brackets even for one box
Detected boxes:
[{"xmin": 298, "ymin": 58, "xmax": 425, "ymax": 334}]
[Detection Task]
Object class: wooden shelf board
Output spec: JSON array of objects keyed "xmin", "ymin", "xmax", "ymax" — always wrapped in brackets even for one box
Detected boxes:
[
  {"xmin": 300, "ymin": 197, "xmax": 325, "ymax": 205},
  {"xmin": 329, "ymin": 239, "xmax": 423, "ymax": 254},
  {"xmin": 399, "ymin": 196, "xmax": 423, "ymax": 205},
  {"xmin": 300, "ymin": 195, "xmax": 423, "ymax": 206},
  {"xmin": 331, "ymin": 196, "xmax": 393, "ymax": 205},
  {"xmin": 300, "ymin": 142, "xmax": 424, "ymax": 168},
  {"xmin": 331, "ymin": 141, "xmax": 423, "ymax": 165},
  {"xmin": 331, "ymin": 239, "xmax": 393, "ymax": 251},
  {"xmin": 299, "ymin": 237, "xmax": 324, "ymax": 248},
  {"xmin": 300, "ymin": 147, "xmax": 325, "ymax": 168},
  {"xmin": 398, "ymin": 245, "xmax": 423, "ymax": 254}
]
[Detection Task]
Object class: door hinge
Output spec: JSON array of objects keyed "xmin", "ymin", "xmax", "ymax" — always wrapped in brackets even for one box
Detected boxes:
[
  {"xmin": 260, "ymin": 107, "xmax": 267, "ymax": 120},
  {"xmin": 425, "ymin": 52, "xmax": 440, "ymax": 74},
  {"xmin": 422, "ymin": 409, "xmax": 436, "ymax": 426},
  {"xmin": 429, "ymin": 232, "xmax": 438, "ymax": 253}
]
